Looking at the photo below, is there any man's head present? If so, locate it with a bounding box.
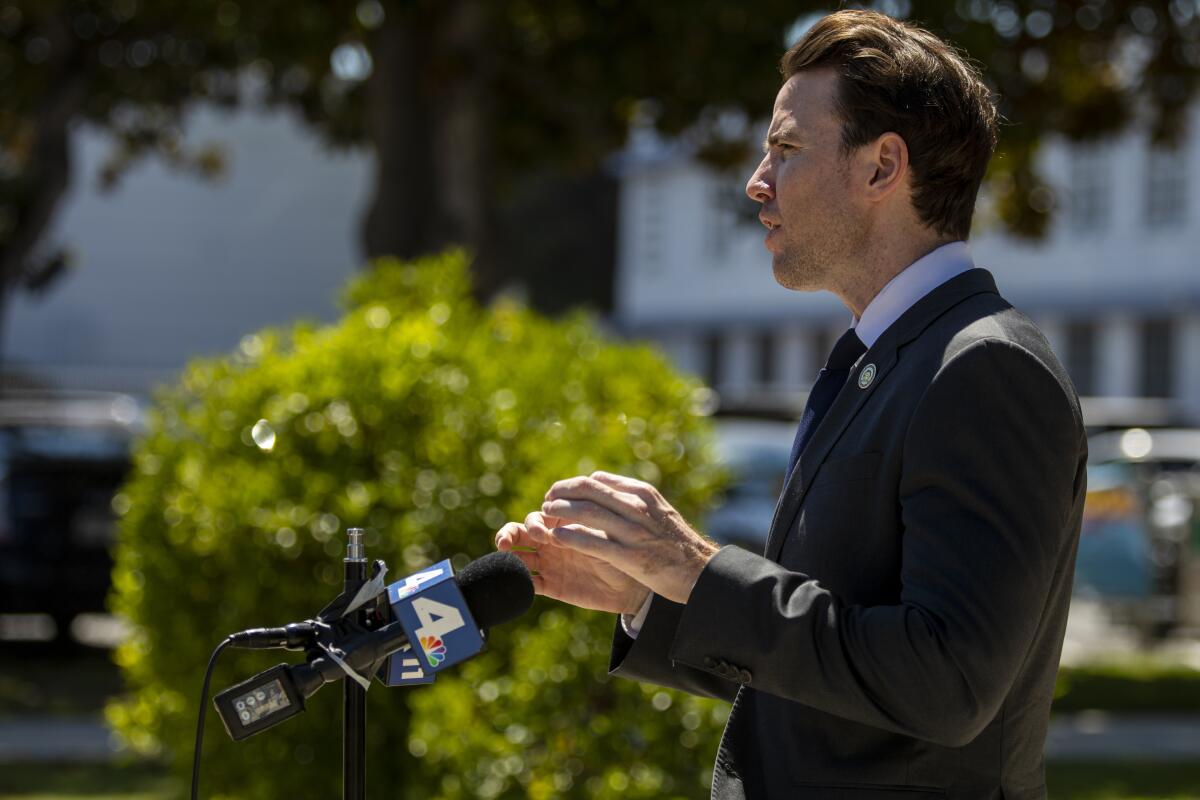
[746,10,998,298]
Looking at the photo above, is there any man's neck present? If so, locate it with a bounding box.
[834,235,954,319]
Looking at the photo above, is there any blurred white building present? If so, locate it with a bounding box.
[8,100,1198,428]
[4,106,370,395]
[612,110,1200,426]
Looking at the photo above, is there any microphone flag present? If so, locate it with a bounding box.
[380,559,484,685]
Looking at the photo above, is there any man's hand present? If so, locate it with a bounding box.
[540,471,719,604]
[495,511,651,615]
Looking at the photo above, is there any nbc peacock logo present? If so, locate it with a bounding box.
[420,635,447,666]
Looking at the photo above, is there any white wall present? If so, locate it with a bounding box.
[615,160,846,329]
[613,109,1200,422]
[6,105,372,395]
[970,116,1200,315]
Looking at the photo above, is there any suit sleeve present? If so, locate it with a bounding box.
[608,593,741,702]
[664,338,1085,746]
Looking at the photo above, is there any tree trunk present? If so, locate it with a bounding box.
[360,14,437,263]
[0,12,85,389]
[360,2,499,299]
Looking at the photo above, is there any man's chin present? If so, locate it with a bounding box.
[772,256,820,292]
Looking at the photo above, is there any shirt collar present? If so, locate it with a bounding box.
[852,241,975,349]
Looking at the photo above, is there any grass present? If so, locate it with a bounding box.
[0,761,1199,799]
[1054,661,1200,714]
[9,647,1198,719]
[4,644,1200,799]
[0,762,176,800]
[1046,761,1200,799]
[9,645,1200,719]
[0,648,123,717]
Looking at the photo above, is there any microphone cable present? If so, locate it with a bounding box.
[191,637,234,800]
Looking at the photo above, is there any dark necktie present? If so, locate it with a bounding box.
[786,328,867,478]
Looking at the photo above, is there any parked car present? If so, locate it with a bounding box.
[1084,428,1200,636]
[0,391,141,646]
[707,417,1200,638]
[706,417,793,552]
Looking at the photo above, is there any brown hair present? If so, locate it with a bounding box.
[781,10,998,240]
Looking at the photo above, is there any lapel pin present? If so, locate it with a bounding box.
[858,363,876,389]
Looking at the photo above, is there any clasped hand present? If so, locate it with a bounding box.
[494,471,718,611]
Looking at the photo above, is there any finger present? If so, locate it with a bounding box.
[546,475,641,507]
[545,476,648,525]
[524,511,559,545]
[509,549,544,585]
[547,522,615,560]
[588,471,653,496]
[540,498,638,543]
[526,510,567,529]
[494,522,523,550]
[491,532,549,588]
[533,510,567,529]
[496,522,542,550]
[589,471,664,510]
[498,523,549,553]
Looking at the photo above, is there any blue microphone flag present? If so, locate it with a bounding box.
[383,559,484,679]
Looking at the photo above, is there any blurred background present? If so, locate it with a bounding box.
[1,0,1199,798]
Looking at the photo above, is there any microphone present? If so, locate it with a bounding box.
[289,620,410,697]
[227,622,321,650]
[305,550,535,691]
[212,552,533,741]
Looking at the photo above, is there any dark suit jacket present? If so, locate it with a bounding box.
[610,269,1088,799]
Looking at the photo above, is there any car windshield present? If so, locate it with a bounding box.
[0,426,131,462]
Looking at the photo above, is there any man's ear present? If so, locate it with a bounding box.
[863,132,909,202]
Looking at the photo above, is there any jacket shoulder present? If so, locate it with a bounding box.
[889,287,1082,434]
[931,291,1074,385]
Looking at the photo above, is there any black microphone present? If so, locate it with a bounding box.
[213,552,533,741]
[293,551,535,695]
[227,622,321,650]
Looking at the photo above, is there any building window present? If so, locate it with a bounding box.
[706,182,734,259]
[1065,321,1097,396]
[1069,146,1110,232]
[704,332,723,389]
[1140,318,1174,397]
[756,331,777,387]
[706,174,760,260]
[1146,145,1187,228]
[641,180,663,272]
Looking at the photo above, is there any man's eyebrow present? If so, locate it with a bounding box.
[763,129,801,153]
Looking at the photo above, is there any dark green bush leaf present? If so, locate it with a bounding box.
[108,249,729,798]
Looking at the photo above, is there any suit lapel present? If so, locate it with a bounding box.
[763,268,1001,562]
[764,346,897,561]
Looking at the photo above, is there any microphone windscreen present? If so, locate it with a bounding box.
[457,551,535,630]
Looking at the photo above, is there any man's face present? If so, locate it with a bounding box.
[745,69,865,292]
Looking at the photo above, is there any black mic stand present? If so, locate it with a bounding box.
[343,528,367,800]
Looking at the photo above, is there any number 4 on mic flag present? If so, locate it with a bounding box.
[386,559,484,675]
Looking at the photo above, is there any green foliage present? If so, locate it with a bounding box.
[1054,661,1200,714]
[1046,761,1200,800]
[6,2,1200,308]
[107,249,729,799]
[0,761,175,798]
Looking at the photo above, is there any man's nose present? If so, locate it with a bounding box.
[745,157,773,202]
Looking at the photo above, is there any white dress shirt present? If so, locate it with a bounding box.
[621,240,976,638]
[851,240,975,348]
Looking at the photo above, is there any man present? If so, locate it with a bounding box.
[496,10,1086,799]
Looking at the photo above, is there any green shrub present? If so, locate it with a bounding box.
[1054,662,1200,714]
[108,250,729,799]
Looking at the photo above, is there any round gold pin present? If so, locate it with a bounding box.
[858,363,876,389]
